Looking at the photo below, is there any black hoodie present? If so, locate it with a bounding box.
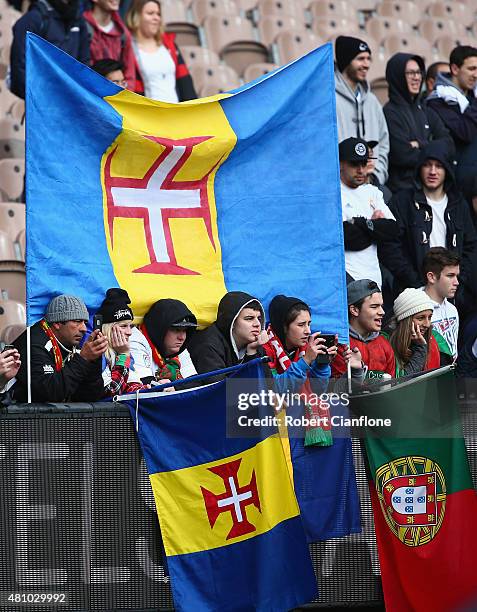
[269,295,308,351]
[142,299,197,358]
[187,291,265,381]
[380,140,477,315]
[383,53,454,193]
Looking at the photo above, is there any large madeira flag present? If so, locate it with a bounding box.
[352,367,477,612]
[25,34,347,338]
[125,360,317,611]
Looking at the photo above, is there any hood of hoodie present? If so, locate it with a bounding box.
[83,9,129,36]
[415,139,455,188]
[215,291,265,359]
[349,326,380,343]
[143,299,197,357]
[386,52,425,105]
[427,71,460,101]
[335,68,370,103]
[269,294,310,349]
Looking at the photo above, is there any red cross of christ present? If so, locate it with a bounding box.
[201,458,261,540]
[104,135,218,275]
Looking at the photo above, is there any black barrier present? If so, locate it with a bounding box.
[0,401,476,612]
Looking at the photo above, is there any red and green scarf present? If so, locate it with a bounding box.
[262,326,332,447]
[140,324,183,382]
[40,319,64,372]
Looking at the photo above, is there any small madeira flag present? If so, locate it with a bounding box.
[351,367,477,612]
[125,360,317,611]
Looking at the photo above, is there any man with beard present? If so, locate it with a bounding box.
[10,0,90,99]
[13,294,108,403]
[334,35,389,185]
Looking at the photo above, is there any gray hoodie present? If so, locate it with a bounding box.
[335,69,390,184]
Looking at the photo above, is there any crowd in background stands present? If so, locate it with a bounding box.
[2,1,477,402]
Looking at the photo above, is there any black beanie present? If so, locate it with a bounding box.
[97,288,133,323]
[335,36,372,73]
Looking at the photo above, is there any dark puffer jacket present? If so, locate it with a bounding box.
[10,0,90,99]
[383,53,453,193]
[380,140,477,314]
[187,291,265,382]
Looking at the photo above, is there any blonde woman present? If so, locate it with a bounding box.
[126,0,196,101]
[96,288,147,396]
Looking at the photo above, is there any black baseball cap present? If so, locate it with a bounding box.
[339,137,373,162]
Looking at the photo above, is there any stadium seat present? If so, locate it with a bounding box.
[312,17,361,40]
[382,34,433,64]
[0,298,26,332]
[0,118,25,159]
[255,0,305,20]
[180,45,221,67]
[274,29,322,63]
[367,53,387,82]
[243,61,278,82]
[0,8,19,48]
[418,18,467,45]
[0,81,19,118]
[202,15,269,76]
[161,0,188,22]
[190,0,240,24]
[16,227,24,261]
[371,78,388,106]
[376,1,424,26]
[427,2,475,28]
[0,202,25,248]
[258,15,303,46]
[0,322,25,344]
[235,0,258,12]
[163,0,200,46]
[365,16,412,45]
[0,45,9,80]
[189,63,240,95]
[10,99,25,122]
[0,158,24,202]
[434,34,475,60]
[309,0,350,19]
[0,229,16,262]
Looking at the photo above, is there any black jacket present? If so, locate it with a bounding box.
[383,53,454,193]
[143,298,197,358]
[426,72,477,185]
[187,291,264,382]
[10,0,90,99]
[381,141,477,311]
[12,322,104,403]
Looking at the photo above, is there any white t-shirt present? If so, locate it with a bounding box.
[431,296,459,358]
[341,182,395,285]
[99,21,115,34]
[426,194,448,248]
[138,46,179,103]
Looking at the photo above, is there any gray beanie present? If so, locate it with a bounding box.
[45,294,89,323]
[393,288,435,322]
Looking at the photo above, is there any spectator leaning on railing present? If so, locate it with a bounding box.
[12,295,107,403]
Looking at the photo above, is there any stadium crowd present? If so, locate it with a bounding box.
[1,0,477,402]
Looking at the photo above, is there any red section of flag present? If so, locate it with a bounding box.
[369,482,477,612]
[201,458,261,540]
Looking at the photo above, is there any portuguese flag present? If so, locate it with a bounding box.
[351,367,477,612]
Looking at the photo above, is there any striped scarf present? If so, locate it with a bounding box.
[140,324,183,381]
